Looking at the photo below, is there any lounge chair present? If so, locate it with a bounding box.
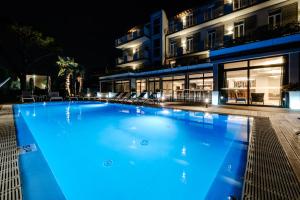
[83,92,99,101]
[143,92,161,104]
[21,91,35,103]
[122,92,137,102]
[128,92,147,104]
[109,92,127,102]
[117,92,131,102]
[115,92,129,102]
[49,92,63,101]
[108,92,122,101]
[68,96,78,101]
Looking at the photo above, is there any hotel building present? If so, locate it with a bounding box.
[99,0,300,107]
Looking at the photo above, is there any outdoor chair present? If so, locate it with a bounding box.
[68,96,79,101]
[117,92,131,102]
[143,92,160,104]
[122,92,137,102]
[49,92,63,101]
[83,92,99,101]
[108,92,122,101]
[250,93,264,105]
[21,91,35,103]
[129,92,147,104]
[110,92,127,102]
[234,92,247,104]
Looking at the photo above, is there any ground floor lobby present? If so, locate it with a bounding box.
[100,53,299,108]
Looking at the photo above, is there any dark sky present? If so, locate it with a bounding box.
[1,0,204,74]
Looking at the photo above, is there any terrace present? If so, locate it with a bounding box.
[166,22,300,61]
[115,26,150,49]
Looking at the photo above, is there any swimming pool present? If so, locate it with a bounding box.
[14,102,250,200]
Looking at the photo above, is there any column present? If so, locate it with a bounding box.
[212,63,219,105]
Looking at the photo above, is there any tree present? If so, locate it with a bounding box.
[0,21,60,90]
[74,64,85,96]
[57,56,84,96]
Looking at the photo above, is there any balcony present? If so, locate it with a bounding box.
[168,5,225,35]
[167,0,269,35]
[116,51,150,68]
[223,23,300,48]
[167,22,300,61]
[166,39,221,59]
[115,27,150,49]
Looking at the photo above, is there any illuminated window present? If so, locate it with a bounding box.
[26,75,49,90]
[233,0,248,10]
[222,56,284,106]
[268,10,281,28]
[250,56,284,67]
[115,80,130,93]
[186,13,194,27]
[186,37,194,52]
[224,61,248,69]
[136,79,146,95]
[170,42,176,57]
[234,21,245,39]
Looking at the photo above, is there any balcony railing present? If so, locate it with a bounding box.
[168,15,199,34]
[116,51,150,65]
[115,28,150,47]
[167,0,268,35]
[167,44,206,58]
[167,22,300,59]
[224,23,300,48]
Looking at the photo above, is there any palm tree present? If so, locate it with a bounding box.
[57,56,79,96]
[74,65,85,96]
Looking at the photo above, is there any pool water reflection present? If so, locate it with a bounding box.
[15,101,250,200]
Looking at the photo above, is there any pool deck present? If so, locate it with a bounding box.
[1,102,300,199]
[0,105,22,200]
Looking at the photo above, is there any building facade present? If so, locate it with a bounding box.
[100,0,300,107]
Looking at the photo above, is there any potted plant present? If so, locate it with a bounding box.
[282,83,300,109]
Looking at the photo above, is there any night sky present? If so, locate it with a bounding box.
[2,0,204,75]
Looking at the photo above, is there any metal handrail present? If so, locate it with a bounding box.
[0,77,11,88]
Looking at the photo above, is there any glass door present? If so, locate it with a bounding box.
[249,67,282,106]
[224,70,248,104]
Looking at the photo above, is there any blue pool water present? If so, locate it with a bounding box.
[14,102,250,200]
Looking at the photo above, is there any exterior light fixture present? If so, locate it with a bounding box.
[181,38,187,49]
[205,98,209,108]
[226,26,234,35]
[87,93,91,97]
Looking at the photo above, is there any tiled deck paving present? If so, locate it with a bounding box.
[0,105,22,200]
